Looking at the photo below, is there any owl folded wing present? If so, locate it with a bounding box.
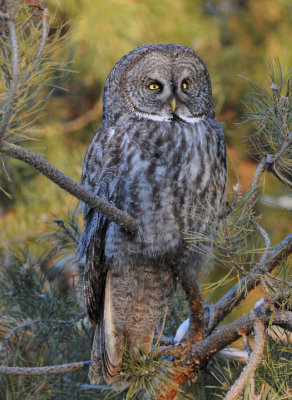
[78,125,119,325]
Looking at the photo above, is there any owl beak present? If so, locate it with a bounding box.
[170,97,177,112]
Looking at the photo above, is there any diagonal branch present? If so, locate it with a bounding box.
[224,320,266,400]
[0,143,138,234]
[210,233,292,330]
[188,309,292,367]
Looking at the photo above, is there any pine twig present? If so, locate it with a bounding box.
[248,130,292,205]
[253,219,271,271]
[210,233,292,330]
[0,143,138,234]
[0,0,19,141]
[53,218,79,245]
[154,306,168,348]
[250,159,266,199]
[3,318,40,343]
[224,320,266,400]
[20,6,50,86]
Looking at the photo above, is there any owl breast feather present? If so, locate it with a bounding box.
[102,118,226,259]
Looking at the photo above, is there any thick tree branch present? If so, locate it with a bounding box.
[0,143,138,234]
[224,320,266,400]
[156,308,291,400]
[188,309,292,367]
[210,234,292,330]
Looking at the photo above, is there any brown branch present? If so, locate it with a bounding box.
[224,320,266,400]
[156,309,291,400]
[0,143,138,234]
[210,234,292,330]
[0,361,90,376]
[182,280,204,342]
[189,309,292,366]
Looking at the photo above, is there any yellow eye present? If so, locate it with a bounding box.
[149,83,160,90]
[182,81,188,90]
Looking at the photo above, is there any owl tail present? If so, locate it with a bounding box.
[88,271,122,385]
[88,270,156,387]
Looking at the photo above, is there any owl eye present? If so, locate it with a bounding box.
[181,80,188,90]
[148,82,161,91]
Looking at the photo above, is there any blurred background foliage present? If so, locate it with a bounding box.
[0,0,291,398]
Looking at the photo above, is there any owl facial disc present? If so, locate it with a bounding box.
[121,46,214,123]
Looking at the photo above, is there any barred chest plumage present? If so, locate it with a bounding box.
[103,117,226,260]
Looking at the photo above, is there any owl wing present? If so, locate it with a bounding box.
[79,125,118,325]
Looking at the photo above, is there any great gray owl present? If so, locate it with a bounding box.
[78,44,227,385]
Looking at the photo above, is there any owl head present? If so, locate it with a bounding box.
[102,44,215,124]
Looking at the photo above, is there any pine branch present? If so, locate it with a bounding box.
[19,6,49,86]
[224,320,266,400]
[188,309,292,367]
[0,0,19,141]
[265,131,292,188]
[248,130,292,203]
[155,309,291,399]
[0,361,90,375]
[0,143,138,234]
[210,233,292,330]
[253,219,271,270]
